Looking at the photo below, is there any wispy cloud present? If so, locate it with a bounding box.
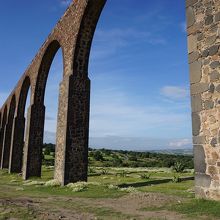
[160,86,189,100]
[91,27,166,60]
[59,0,72,7]
[45,116,55,121]
[180,21,187,33]
[169,138,192,148]
[89,86,191,138]
[44,131,192,150]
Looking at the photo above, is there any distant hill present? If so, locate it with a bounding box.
[149,149,193,156]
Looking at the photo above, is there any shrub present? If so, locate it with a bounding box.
[67,182,87,192]
[93,151,104,161]
[172,174,181,183]
[88,167,96,174]
[173,162,185,173]
[140,172,151,179]
[117,170,127,177]
[44,147,51,155]
[100,168,108,175]
[120,187,137,193]
[45,179,60,187]
[130,155,138,161]
[108,184,119,190]
[23,181,45,186]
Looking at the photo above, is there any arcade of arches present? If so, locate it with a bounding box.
[0,0,220,200]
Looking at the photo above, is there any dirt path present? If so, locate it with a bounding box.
[92,192,187,219]
[0,192,192,220]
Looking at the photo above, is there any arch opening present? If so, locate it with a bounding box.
[22,40,64,179]
[42,47,63,180]
[1,96,16,169]
[9,76,31,173]
[0,107,7,166]
[87,0,193,183]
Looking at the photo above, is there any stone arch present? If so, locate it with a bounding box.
[9,76,31,173]
[54,0,106,185]
[18,76,31,118]
[22,40,64,179]
[1,95,16,169]
[0,106,7,166]
[34,40,63,105]
[72,0,106,77]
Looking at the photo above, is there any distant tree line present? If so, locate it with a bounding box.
[42,144,194,169]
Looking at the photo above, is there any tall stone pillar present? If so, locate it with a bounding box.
[1,121,14,169]
[22,103,45,179]
[9,116,25,173]
[54,74,90,185]
[186,0,220,200]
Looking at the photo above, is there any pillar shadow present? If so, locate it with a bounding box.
[118,176,194,188]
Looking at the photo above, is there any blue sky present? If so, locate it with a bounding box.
[0,0,192,150]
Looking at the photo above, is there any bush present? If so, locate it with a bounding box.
[112,158,123,167]
[42,158,54,166]
[100,168,108,175]
[44,147,51,155]
[117,170,127,177]
[173,162,185,173]
[93,151,104,161]
[172,174,181,183]
[67,182,87,192]
[140,172,151,179]
[45,179,60,187]
[130,155,137,161]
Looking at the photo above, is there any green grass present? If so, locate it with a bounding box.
[0,166,195,199]
[139,180,194,198]
[5,166,220,220]
[0,205,35,220]
[170,199,220,218]
[142,199,220,219]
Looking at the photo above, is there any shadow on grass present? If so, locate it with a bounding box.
[118,176,194,188]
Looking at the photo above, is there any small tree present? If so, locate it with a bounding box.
[44,147,51,156]
[173,161,185,173]
[93,150,104,161]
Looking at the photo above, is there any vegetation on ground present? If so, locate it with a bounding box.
[42,143,194,169]
[1,145,219,219]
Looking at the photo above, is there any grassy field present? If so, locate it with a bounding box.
[0,165,220,220]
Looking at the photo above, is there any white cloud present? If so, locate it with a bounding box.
[44,131,56,144]
[89,86,191,138]
[45,116,55,121]
[160,86,189,100]
[91,28,166,60]
[43,131,192,150]
[90,136,192,150]
[60,0,72,7]
[43,82,192,150]
[180,22,187,33]
[169,138,192,148]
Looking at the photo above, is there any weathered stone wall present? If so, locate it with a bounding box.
[187,0,220,200]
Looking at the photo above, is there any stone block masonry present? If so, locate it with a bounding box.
[187,0,220,200]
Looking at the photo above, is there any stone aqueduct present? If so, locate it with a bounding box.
[0,0,220,200]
